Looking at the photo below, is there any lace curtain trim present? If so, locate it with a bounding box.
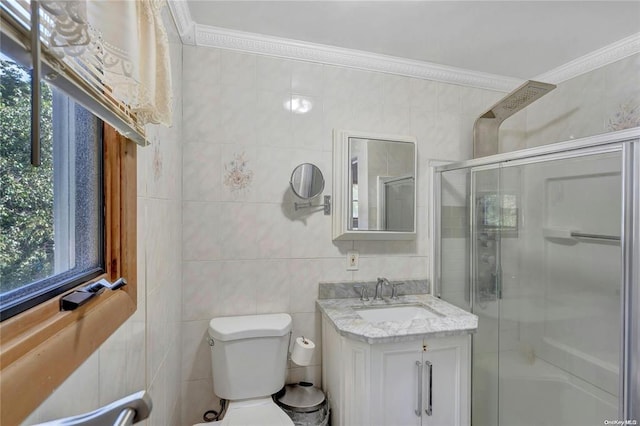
[41,0,172,127]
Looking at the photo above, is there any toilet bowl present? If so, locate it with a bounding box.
[220,398,294,425]
[194,313,294,426]
[193,397,292,426]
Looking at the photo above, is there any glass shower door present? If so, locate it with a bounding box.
[438,146,626,426]
[439,165,502,426]
[496,150,622,426]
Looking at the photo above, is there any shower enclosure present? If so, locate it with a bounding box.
[433,129,639,425]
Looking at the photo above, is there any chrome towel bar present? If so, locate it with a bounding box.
[34,390,151,426]
[543,228,621,242]
[570,232,621,241]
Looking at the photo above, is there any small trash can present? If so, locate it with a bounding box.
[275,382,329,426]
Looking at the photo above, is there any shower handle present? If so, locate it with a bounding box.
[415,360,423,417]
[496,265,503,300]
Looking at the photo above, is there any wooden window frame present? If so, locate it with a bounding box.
[0,125,137,425]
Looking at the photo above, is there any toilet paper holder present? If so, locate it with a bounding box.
[290,334,316,367]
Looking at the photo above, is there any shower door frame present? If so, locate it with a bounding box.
[431,127,640,421]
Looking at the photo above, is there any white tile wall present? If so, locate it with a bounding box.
[141,37,184,425]
[21,353,101,424]
[179,44,502,425]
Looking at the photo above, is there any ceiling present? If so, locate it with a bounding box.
[184,1,640,79]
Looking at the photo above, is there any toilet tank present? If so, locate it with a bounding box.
[209,313,292,400]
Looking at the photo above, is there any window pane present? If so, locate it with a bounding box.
[0,55,103,319]
[1,58,54,288]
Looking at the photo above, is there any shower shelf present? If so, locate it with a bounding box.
[543,228,620,243]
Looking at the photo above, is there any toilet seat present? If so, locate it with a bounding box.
[220,397,294,426]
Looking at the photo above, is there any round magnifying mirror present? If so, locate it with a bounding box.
[290,163,325,199]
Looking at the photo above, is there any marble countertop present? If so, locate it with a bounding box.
[316,294,478,344]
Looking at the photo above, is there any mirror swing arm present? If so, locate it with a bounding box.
[294,195,332,215]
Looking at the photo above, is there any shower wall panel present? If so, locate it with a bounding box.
[522,154,621,393]
[439,169,471,311]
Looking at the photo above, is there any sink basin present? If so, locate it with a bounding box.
[355,304,442,323]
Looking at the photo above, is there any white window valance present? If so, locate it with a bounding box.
[42,0,172,127]
[1,0,173,144]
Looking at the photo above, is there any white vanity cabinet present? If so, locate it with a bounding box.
[322,317,470,426]
[371,336,469,426]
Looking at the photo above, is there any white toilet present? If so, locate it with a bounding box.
[195,313,295,426]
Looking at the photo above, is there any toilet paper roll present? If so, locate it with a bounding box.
[291,336,315,366]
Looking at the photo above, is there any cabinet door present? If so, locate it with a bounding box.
[371,342,422,426]
[423,338,465,426]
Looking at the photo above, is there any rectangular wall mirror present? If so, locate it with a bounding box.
[333,129,417,240]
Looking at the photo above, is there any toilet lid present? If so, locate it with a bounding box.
[221,399,294,426]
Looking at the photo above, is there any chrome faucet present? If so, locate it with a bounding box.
[354,285,369,301]
[375,277,390,300]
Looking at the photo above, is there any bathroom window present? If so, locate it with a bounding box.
[476,192,519,235]
[0,57,138,425]
[0,56,104,320]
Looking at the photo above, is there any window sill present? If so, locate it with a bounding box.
[0,283,135,425]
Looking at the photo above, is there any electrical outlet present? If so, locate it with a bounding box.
[347,250,359,270]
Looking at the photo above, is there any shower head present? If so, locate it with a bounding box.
[481,80,556,121]
[473,80,556,158]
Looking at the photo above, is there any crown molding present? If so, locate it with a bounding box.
[535,32,640,84]
[167,5,639,91]
[166,0,195,45]
[194,24,522,92]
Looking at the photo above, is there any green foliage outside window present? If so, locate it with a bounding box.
[0,59,55,293]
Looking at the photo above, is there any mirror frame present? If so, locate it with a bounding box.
[332,129,417,240]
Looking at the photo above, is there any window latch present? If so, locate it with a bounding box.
[60,278,127,311]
